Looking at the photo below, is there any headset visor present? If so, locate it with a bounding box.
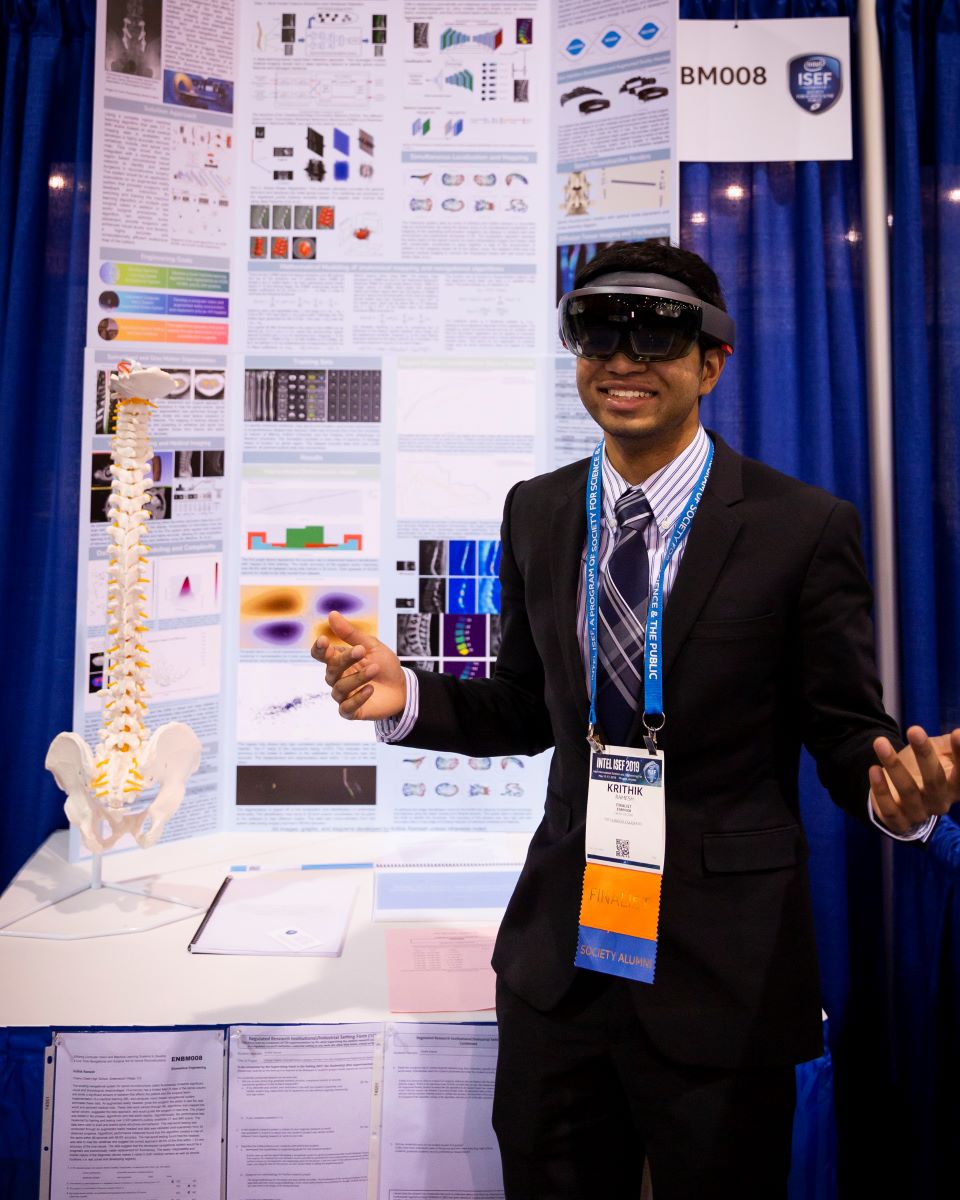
[558,287,732,362]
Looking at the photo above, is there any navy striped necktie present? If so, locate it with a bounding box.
[596,487,653,745]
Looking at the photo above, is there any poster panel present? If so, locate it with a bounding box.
[75,0,678,849]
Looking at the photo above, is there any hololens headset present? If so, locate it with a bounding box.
[558,271,736,363]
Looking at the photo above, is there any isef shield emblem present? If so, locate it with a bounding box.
[788,55,842,114]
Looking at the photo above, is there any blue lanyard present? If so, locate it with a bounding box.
[585,437,714,748]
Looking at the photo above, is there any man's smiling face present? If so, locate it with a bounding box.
[575,341,724,462]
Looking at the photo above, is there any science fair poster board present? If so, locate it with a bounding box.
[73,0,678,858]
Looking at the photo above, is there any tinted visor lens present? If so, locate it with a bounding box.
[559,292,703,361]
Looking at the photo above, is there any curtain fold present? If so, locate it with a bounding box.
[0,0,95,891]
[685,5,960,1189]
[0,1027,49,1200]
[876,1,960,1195]
[680,3,895,1196]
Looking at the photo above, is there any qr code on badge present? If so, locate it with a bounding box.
[616,838,630,859]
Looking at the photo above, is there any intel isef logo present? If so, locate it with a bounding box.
[788,54,842,114]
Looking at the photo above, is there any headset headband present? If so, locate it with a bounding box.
[571,270,736,351]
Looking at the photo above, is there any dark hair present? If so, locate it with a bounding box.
[574,240,727,312]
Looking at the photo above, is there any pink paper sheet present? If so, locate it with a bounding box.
[386,927,498,1013]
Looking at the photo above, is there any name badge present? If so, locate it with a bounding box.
[585,744,665,872]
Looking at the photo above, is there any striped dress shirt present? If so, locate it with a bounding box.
[576,423,711,692]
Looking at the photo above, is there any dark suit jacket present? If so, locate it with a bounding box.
[401,433,901,1069]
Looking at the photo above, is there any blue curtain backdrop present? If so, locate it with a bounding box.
[877,1,960,1196]
[0,0,95,892]
[0,1,958,1197]
[680,0,892,1192]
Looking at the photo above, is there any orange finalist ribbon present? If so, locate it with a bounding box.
[576,863,662,982]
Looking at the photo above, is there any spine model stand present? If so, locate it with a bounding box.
[47,361,201,855]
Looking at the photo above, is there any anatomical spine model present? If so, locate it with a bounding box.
[47,361,201,854]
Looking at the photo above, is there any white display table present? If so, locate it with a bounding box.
[0,831,834,1199]
[0,829,531,1027]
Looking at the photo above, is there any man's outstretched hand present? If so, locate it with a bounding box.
[311,610,406,721]
[869,726,960,834]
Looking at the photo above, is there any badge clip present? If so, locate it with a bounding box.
[642,712,664,754]
[586,723,605,754]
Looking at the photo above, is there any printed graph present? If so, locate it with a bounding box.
[242,472,379,556]
[397,362,536,436]
[397,454,533,523]
[246,524,364,552]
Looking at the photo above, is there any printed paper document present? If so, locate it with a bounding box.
[50,1028,225,1200]
[379,1023,504,1198]
[386,928,497,1013]
[227,1024,379,1199]
[189,869,358,956]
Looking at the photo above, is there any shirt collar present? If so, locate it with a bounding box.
[601,424,711,535]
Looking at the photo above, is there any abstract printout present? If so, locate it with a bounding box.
[74,0,676,853]
[49,1029,225,1199]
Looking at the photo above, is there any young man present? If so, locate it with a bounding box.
[314,242,960,1198]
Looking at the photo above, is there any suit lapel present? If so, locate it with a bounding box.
[550,467,590,713]
[628,433,744,742]
[660,434,744,679]
[659,495,742,678]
